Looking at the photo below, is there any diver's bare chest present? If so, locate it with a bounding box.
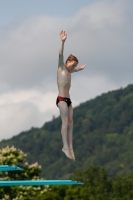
[57,69,71,81]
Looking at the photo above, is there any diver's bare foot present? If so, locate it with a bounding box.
[62,148,73,160]
[69,148,75,161]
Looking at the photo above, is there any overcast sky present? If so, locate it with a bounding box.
[0,0,133,141]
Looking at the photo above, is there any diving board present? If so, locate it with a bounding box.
[0,165,23,171]
[0,180,83,186]
[0,165,84,186]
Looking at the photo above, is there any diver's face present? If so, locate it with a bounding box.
[66,61,77,72]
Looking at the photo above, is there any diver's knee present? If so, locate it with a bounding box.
[68,120,73,127]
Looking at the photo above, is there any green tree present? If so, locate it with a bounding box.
[0,146,47,200]
[39,166,112,200]
[111,175,133,200]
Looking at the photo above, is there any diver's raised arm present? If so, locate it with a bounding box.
[58,30,67,67]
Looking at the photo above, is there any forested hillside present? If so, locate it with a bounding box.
[0,84,133,179]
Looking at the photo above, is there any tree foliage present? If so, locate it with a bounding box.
[38,166,133,200]
[1,147,133,199]
[0,146,46,200]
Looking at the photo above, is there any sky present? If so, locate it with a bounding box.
[0,0,133,141]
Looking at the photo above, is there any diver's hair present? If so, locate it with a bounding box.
[65,54,78,64]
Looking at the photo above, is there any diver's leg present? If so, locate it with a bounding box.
[58,101,73,160]
[68,104,75,161]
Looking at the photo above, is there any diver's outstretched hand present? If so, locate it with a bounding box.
[60,30,67,42]
[80,64,86,70]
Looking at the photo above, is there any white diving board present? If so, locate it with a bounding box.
[0,165,23,171]
[0,180,84,186]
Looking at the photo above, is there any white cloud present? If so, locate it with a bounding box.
[71,74,122,104]
[0,0,132,140]
[0,89,59,140]
[0,0,132,90]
